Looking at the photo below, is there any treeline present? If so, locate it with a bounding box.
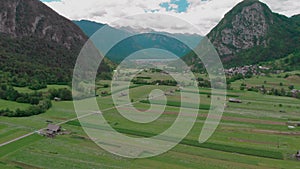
[227,72,253,84]
[240,83,300,99]
[0,85,43,104]
[0,34,76,85]
[0,71,69,89]
[0,99,52,117]
[0,84,51,117]
[197,77,211,88]
[0,33,113,87]
[48,88,72,101]
[0,84,72,117]
[28,82,47,90]
[132,79,177,86]
[267,51,300,71]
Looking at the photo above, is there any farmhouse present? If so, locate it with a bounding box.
[46,124,61,137]
[229,98,242,103]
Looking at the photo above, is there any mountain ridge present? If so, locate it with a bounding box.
[74,20,203,63]
[204,0,300,67]
[0,0,112,85]
[0,0,86,49]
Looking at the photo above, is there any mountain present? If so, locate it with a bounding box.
[73,20,106,37]
[291,14,300,26]
[185,0,300,69]
[0,0,112,86]
[74,20,202,63]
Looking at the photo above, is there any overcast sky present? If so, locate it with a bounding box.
[42,0,300,35]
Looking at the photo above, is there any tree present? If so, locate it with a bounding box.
[296,92,300,99]
[29,81,47,90]
[58,88,72,101]
[288,85,294,90]
[6,86,19,101]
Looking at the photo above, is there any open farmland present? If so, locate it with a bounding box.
[0,73,300,169]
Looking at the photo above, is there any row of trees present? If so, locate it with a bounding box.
[132,79,178,86]
[0,85,43,104]
[0,99,52,117]
[240,83,300,99]
[0,84,73,117]
[198,79,211,88]
[48,88,72,101]
[0,84,52,117]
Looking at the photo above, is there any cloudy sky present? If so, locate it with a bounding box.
[41,0,300,35]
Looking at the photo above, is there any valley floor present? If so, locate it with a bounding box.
[0,82,300,169]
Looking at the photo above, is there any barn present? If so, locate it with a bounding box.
[46,124,61,137]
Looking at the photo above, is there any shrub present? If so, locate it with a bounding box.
[49,88,72,101]
[29,82,47,90]
[288,85,294,90]
[4,99,52,117]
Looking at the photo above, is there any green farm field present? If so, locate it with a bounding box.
[13,85,70,93]
[231,73,300,90]
[0,77,300,169]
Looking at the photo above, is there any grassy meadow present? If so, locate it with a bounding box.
[0,71,300,169]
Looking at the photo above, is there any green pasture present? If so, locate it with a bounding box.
[0,99,30,111]
[0,72,300,168]
[14,85,70,93]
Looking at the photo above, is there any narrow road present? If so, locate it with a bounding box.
[0,132,35,147]
[0,88,175,147]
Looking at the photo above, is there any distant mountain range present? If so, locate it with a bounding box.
[0,0,299,86]
[75,0,300,71]
[74,20,203,63]
[0,0,112,85]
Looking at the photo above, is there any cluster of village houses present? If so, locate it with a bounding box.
[224,65,286,76]
[224,65,272,76]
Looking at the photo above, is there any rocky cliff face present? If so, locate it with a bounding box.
[204,0,300,67]
[211,3,269,56]
[208,0,273,61]
[0,0,86,49]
